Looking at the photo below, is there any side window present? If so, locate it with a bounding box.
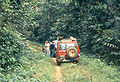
[59,43,65,50]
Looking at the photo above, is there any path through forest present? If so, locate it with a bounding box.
[52,58,63,82]
[27,42,39,52]
[27,42,63,82]
[27,42,96,82]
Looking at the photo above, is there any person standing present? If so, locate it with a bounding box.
[50,41,55,58]
[45,41,50,55]
[48,41,51,55]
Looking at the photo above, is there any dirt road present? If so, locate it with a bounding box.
[27,42,95,82]
[52,58,63,82]
[27,42,41,52]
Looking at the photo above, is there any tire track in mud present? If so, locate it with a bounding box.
[52,58,63,82]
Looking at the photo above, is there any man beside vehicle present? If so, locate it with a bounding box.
[50,41,55,58]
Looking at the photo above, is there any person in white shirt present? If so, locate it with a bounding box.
[45,41,50,55]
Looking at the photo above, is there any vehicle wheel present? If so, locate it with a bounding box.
[53,53,56,58]
[67,47,78,58]
[56,59,61,66]
[73,60,79,64]
[76,60,79,63]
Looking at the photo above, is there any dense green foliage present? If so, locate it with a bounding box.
[0,0,120,81]
[0,29,25,70]
[0,0,55,81]
[26,0,120,65]
[0,31,55,81]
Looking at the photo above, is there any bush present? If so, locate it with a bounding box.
[79,53,120,82]
[0,28,25,70]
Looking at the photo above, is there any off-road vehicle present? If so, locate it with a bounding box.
[56,37,80,65]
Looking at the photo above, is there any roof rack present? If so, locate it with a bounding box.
[58,36,76,41]
[70,36,76,41]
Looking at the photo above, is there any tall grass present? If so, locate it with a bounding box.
[61,63,90,82]
[61,53,120,82]
[80,53,120,82]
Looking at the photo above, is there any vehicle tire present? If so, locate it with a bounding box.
[76,60,79,63]
[53,51,56,58]
[56,59,61,66]
[73,60,78,64]
[67,47,78,58]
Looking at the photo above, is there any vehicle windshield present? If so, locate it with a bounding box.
[66,43,76,49]
[59,43,76,50]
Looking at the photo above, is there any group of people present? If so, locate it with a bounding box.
[45,41,55,58]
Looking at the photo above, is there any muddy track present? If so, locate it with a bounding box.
[52,58,63,82]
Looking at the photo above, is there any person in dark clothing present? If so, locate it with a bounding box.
[50,42,55,58]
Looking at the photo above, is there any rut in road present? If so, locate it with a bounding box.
[52,58,63,82]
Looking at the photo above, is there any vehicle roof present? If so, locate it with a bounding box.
[58,39,77,43]
[53,37,77,43]
[53,40,58,43]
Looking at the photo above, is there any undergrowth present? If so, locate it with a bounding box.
[0,40,55,82]
[61,52,120,82]
[61,63,90,82]
[80,53,120,82]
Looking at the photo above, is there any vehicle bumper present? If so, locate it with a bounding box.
[57,58,79,63]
